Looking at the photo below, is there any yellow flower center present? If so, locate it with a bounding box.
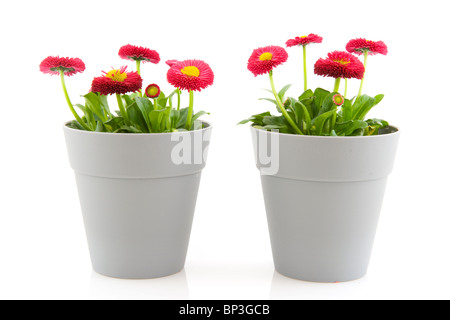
[259,52,273,61]
[300,35,308,38]
[105,69,128,82]
[333,59,351,65]
[181,66,200,77]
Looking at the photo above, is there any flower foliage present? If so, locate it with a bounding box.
[40,45,214,133]
[241,35,390,136]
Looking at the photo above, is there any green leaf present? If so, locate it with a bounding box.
[84,92,107,122]
[319,92,339,115]
[278,84,292,101]
[175,107,190,129]
[295,101,312,133]
[114,125,143,133]
[366,118,389,128]
[95,121,105,132]
[298,89,314,103]
[263,115,288,127]
[334,120,368,136]
[311,109,336,136]
[258,98,278,105]
[135,97,153,132]
[103,116,125,132]
[122,94,135,108]
[76,103,95,128]
[341,98,353,121]
[238,111,272,126]
[352,94,384,121]
[192,110,209,123]
[67,120,86,131]
[312,88,330,112]
[155,91,168,109]
[284,98,297,118]
[365,118,389,135]
[98,94,112,118]
[149,109,166,133]
[127,102,148,133]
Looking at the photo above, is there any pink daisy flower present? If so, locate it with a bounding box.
[91,66,143,95]
[118,44,161,64]
[247,45,288,76]
[332,94,344,106]
[167,59,214,92]
[145,83,161,98]
[346,38,388,56]
[314,51,365,79]
[39,56,85,76]
[286,34,323,47]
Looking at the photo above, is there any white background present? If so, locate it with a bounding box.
[1,0,449,300]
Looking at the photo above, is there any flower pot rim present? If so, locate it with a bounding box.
[251,124,399,140]
[63,120,212,137]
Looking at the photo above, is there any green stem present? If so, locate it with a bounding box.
[177,88,181,111]
[59,70,91,131]
[357,50,369,98]
[269,71,303,135]
[185,90,194,130]
[136,60,142,97]
[331,108,337,132]
[333,77,341,93]
[116,93,128,122]
[344,78,348,98]
[302,45,307,92]
[166,104,172,132]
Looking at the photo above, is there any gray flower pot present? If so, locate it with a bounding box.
[251,126,400,282]
[63,122,212,279]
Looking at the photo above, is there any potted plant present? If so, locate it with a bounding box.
[240,35,400,282]
[40,44,214,279]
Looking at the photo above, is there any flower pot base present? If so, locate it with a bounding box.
[92,265,185,280]
[262,175,387,283]
[75,172,201,280]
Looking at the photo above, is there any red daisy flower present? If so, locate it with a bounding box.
[345,38,388,56]
[39,56,85,77]
[247,45,288,76]
[145,83,161,98]
[167,59,214,92]
[165,60,178,67]
[91,66,143,95]
[314,51,365,79]
[118,44,161,64]
[286,34,323,47]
